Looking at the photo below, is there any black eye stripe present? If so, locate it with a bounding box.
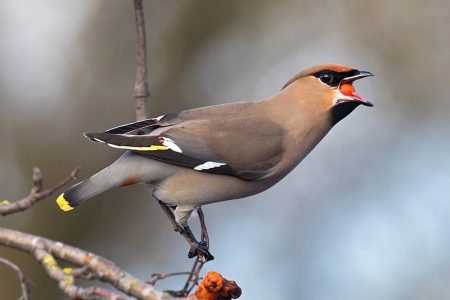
[313,69,359,87]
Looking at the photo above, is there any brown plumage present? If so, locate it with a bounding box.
[58,64,373,262]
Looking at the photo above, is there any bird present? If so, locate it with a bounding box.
[57,64,373,262]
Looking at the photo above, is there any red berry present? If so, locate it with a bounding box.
[339,83,355,96]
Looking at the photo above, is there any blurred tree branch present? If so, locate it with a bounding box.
[0,167,180,299]
[133,0,150,121]
[0,227,169,300]
[0,1,195,299]
[131,0,204,296]
[0,256,32,300]
[0,167,79,216]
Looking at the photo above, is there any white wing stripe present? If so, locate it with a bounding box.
[162,137,182,153]
[194,161,226,171]
[107,144,158,151]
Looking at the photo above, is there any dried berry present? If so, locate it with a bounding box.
[203,271,224,292]
[195,282,217,300]
[219,280,242,299]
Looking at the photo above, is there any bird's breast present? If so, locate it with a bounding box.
[272,121,332,179]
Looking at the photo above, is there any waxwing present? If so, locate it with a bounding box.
[57,64,373,262]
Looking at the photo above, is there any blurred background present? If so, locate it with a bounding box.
[1,0,450,299]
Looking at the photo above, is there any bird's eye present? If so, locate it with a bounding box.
[319,73,333,84]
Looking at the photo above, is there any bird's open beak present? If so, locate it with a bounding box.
[336,70,374,107]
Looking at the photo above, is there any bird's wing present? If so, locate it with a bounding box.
[102,113,180,134]
[85,108,285,181]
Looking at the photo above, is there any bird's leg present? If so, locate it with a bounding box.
[158,201,182,232]
[196,207,209,248]
[158,201,214,262]
[174,205,214,262]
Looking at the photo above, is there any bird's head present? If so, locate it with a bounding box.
[283,64,373,123]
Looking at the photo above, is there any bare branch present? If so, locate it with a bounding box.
[147,271,193,286]
[0,2,204,299]
[149,258,203,298]
[33,248,126,300]
[182,258,203,295]
[0,256,32,300]
[0,167,80,216]
[0,227,179,300]
[31,167,43,194]
[133,0,150,121]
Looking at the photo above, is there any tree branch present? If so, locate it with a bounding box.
[0,227,178,300]
[0,2,202,299]
[133,0,150,121]
[0,167,176,299]
[0,256,32,300]
[132,2,203,296]
[0,167,80,216]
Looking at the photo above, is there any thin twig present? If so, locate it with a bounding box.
[132,2,203,294]
[133,0,150,121]
[181,258,204,296]
[0,167,80,216]
[147,271,194,286]
[31,167,43,194]
[0,257,32,300]
[147,259,204,297]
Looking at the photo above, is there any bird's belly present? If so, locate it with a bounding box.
[152,170,273,206]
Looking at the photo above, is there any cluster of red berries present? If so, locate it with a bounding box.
[188,271,242,300]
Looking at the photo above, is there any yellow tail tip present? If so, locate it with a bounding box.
[56,193,74,212]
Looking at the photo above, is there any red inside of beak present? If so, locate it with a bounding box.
[339,83,364,101]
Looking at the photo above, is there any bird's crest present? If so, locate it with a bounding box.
[282,64,354,90]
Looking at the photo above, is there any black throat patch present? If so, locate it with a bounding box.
[330,102,360,124]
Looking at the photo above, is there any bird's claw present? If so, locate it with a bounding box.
[188,241,214,262]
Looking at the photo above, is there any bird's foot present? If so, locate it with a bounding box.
[188,241,214,262]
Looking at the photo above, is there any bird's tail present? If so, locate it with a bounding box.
[56,151,173,211]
